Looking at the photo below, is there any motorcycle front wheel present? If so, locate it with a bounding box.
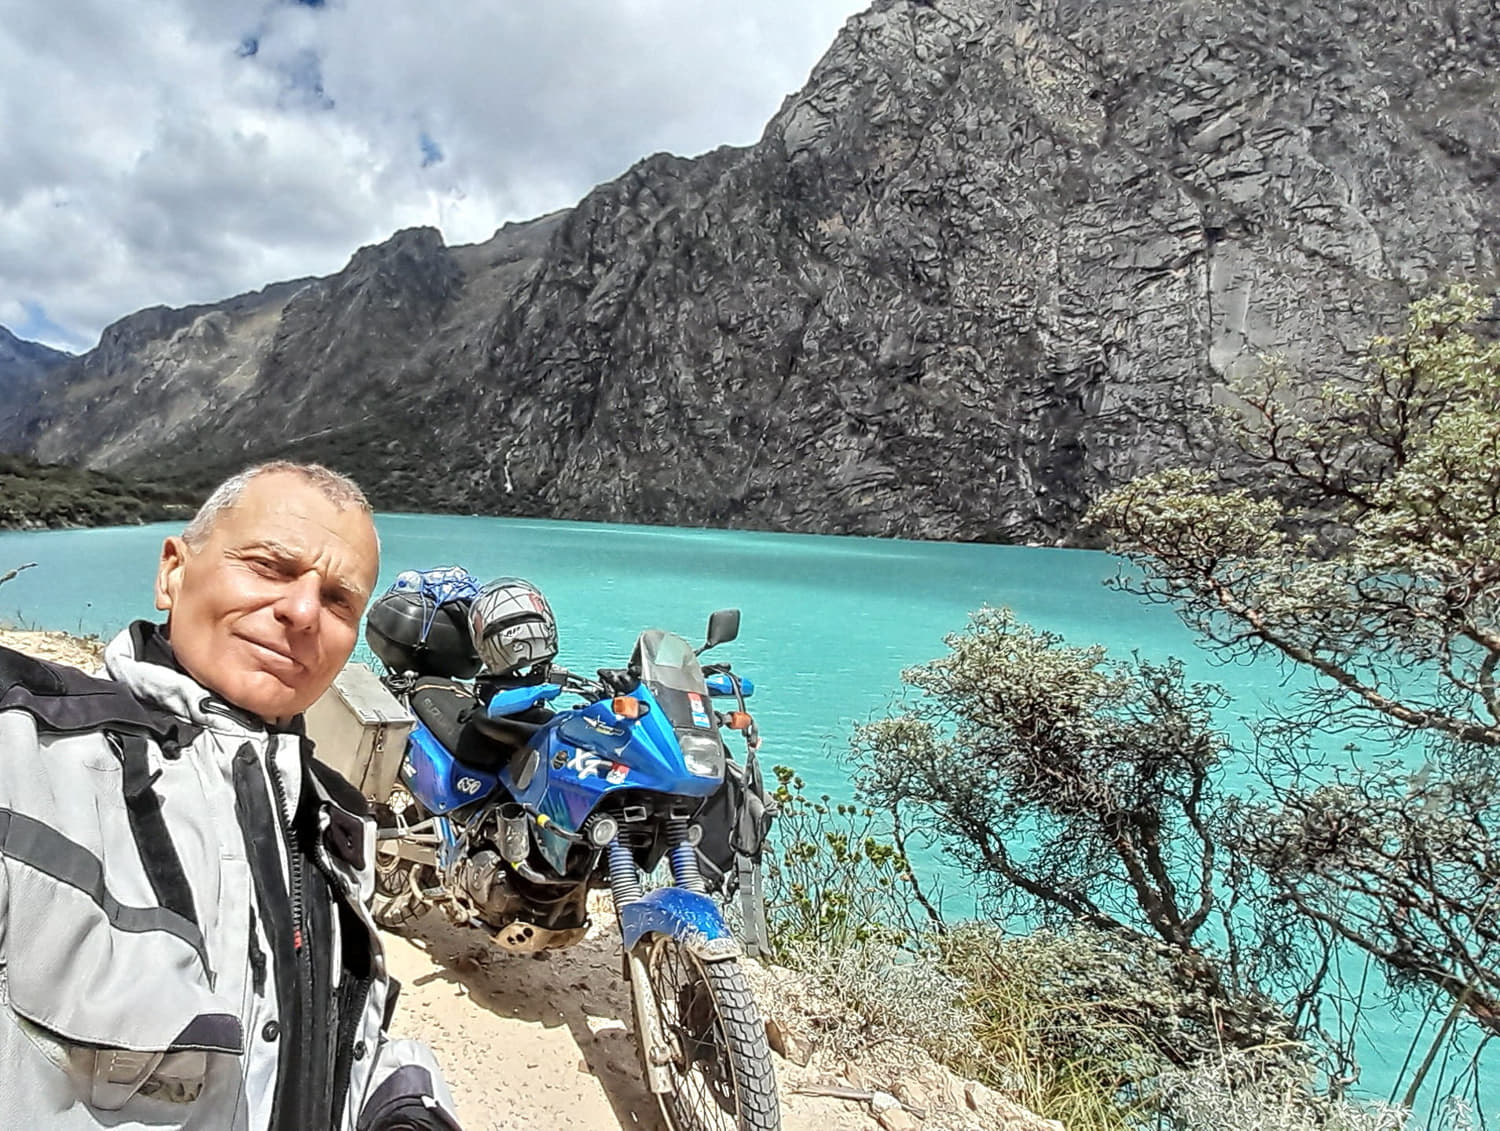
[637,935,781,1131]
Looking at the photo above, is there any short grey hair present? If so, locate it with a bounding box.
[182,461,374,548]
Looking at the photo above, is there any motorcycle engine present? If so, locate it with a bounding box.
[456,849,522,923]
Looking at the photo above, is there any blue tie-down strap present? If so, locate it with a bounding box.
[619,888,742,960]
[389,567,481,640]
[390,567,480,608]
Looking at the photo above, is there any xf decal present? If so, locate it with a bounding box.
[568,750,610,779]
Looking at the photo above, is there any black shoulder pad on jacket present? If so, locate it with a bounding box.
[0,644,183,743]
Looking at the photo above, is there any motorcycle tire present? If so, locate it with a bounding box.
[371,861,425,931]
[635,935,781,1131]
[373,795,427,931]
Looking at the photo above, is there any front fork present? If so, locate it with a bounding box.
[611,821,723,1094]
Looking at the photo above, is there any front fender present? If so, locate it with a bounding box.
[619,888,741,961]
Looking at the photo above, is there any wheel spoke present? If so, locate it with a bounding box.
[647,938,741,1131]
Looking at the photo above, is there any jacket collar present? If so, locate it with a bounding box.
[105,621,277,735]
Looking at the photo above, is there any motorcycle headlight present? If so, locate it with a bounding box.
[679,732,725,779]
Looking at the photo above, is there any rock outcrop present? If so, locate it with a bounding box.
[9,0,1500,542]
[0,326,71,434]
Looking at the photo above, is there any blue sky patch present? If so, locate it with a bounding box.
[11,302,86,353]
[419,133,445,168]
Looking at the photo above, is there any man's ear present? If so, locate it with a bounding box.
[155,536,189,612]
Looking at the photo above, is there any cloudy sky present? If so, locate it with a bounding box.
[0,0,867,353]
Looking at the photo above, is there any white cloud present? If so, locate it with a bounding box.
[0,0,866,351]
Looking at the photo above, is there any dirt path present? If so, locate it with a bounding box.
[383,914,667,1131]
[382,911,874,1131]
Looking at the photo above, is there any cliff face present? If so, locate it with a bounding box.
[11,0,1500,542]
[0,327,71,435]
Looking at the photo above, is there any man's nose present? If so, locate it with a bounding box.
[275,573,322,630]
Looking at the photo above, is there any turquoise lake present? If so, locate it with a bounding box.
[0,515,1490,1124]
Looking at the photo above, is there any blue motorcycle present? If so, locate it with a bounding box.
[369,598,780,1131]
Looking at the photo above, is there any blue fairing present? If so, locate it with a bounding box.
[487,683,562,716]
[619,887,735,953]
[499,682,725,873]
[404,723,500,814]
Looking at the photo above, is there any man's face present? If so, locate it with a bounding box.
[155,472,380,721]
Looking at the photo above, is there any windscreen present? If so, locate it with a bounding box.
[632,628,724,779]
[634,629,712,714]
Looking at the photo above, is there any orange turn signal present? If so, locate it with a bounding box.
[726,711,754,732]
[612,696,646,719]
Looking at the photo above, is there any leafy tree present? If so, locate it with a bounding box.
[1088,285,1500,1040]
[852,607,1303,1064]
[845,287,1500,1120]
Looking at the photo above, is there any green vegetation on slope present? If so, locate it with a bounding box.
[0,453,200,530]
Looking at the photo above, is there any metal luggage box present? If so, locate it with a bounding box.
[304,663,413,803]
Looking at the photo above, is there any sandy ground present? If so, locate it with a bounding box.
[383,907,877,1131]
[383,910,668,1131]
[0,627,105,668]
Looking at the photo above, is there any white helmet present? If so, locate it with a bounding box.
[469,577,558,676]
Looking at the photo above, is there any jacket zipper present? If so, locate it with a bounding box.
[257,733,376,1124]
[305,812,375,1123]
[264,749,306,955]
[264,742,319,1110]
[330,968,374,1121]
[218,713,307,958]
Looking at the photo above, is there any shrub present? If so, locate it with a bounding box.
[765,764,926,959]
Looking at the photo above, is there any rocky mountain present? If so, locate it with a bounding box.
[0,326,71,432]
[8,0,1499,542]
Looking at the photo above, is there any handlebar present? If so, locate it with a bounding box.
[547,665,604,699]
[595,667,635,694]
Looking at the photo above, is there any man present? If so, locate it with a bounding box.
[0,461,461,1130]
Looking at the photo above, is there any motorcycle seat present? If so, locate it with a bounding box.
[409,677,479,755]
[470,709,543,746]
[409,677,550,775]
[463,706,554,774]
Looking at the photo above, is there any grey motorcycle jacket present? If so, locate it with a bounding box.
[0,623,461,1130]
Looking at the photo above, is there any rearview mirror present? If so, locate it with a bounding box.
[703,608,741,651]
